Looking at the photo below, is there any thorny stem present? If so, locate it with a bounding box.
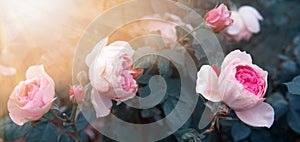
[178,22,208,43]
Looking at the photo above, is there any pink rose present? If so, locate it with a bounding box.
[224,6,263,42]
[69,85,85,103]
[205,4,233,33]
[86,37,141,118]
[196,50,274,128]
[141,13,194,48]
[7,65,56,126]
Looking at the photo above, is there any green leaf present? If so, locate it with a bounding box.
[231,122,251,142]
[163,98,177,115]
[0,116,31,140]
[26,123,58,142]
[285,75,300,95]
[287,93,300,134]
[75,112,89,131]
[250,129,273,142]
[266,93,289,118]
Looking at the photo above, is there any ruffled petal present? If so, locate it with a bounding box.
[85,37,108,67]
[239,6,263,33]
[221,50,252,70]
[91,89,112,118]
[226,11,244,35]
[196,65,221,102]
[235,102,274,128]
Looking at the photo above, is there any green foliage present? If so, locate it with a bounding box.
[285,75,300,95]
[26,122,58,142]
[231,122,251,142]
[0,116,31,141]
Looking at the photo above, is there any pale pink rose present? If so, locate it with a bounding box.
[7,65,56,126]
[224,6,263,42]
[141,13,194,49]
[205,4,233,33]
[196,50,274,128]
[86,37,141,118]
[69,85,85,103]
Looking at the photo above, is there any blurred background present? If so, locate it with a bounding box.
[0,0,300,141]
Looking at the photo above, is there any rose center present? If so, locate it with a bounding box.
[235,65,265,96]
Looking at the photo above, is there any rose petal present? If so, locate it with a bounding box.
[239,6,263,33]
[235,102,274,128]
[226,11,244,35]
[221,50,252,70]
[85,37,109,66]
[91,89,112,118]
[196,65,221,102]
[25,65,54,87]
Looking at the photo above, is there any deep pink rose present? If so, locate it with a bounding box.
[196,50,274,128]
[7,65,56,126]
[86,37,142,118]
[205,4,233,33]
[70,85,85,103]
[224,6,263,42]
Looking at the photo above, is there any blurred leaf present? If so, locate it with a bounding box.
[288,93,300,110]
[58,134,73,142]
[137,74,152,84]
[157,57,172,78]
[163,98,177,115]
[75,112,89,131]
[287,93,300,134]
[266,93,289,118]
[0,116,31,141]
[160,49,185,66]
[138,86,151,98]
[26,123,58,142]
[295,44,300,65]
[231,122,251,142]
[285,75,300,95]
[282,61,298,74]
[287,107,300,134]
[250,129,273,142]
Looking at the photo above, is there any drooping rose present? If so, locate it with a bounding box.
[86,37,142,118]
[224,6,263,42]
[205,4,234,33]
[70,85,85,103]
[7,65,56,126]
[196,50,274,128]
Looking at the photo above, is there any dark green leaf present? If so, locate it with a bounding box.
[287,108,300,134]
[26,123,58,142]
[285,75,300,95]
[288,93,300,110]
[75,112,89,131]
[58,134,73,142]
[163,98,177,115]
[266,93,289,118]
[0,116,31,140]
[250,129,273,142]
[231,122,251,142]
[137,74,152,84]
[138,86,151,98]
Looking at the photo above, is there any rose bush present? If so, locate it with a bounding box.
[7,65,56,126]
[86,37,142,118]
[224,6,263,42]
[205,4,233,33]
[196,50,274,128]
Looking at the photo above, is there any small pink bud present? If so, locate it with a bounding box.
[205,4,233,33]
[70,85,85,103]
